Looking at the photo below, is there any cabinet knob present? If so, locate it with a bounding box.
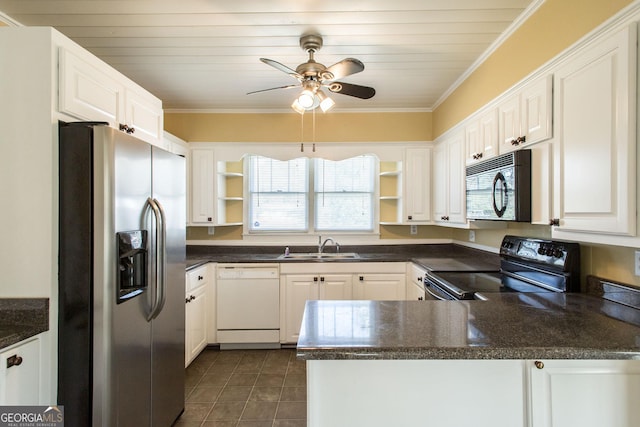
[418,277,422,282]
[534,360,544,370]
[198,275,204,280]
[408,215,413,220]
[549,218,560,226]
[185,297,190,304]
[118,123,136,134]
[207,217,212,222]
[313,277,318,282]
[6,354,23,368]
[320,277,325,282]
[418,297,423,301]
[359,276,364,281]
[190,295,196,301]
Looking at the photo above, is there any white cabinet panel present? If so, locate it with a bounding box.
[434,132,466,225]
[185,264,210,366]
[403,147,431,222]
[529,360,640,427]
[353,274,405,300]
[499,74,553,154]
[477,109,498,162]
[0,336,41,405]
[552,25,636,235]
[59,48,124,126]
[125,88,164,148]
[190,149,215,224]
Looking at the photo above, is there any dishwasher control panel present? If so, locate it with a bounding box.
[216,263,280,280]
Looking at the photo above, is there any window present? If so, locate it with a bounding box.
[248,154,376,233]
[315,156,375,231]
[248,156,308,231]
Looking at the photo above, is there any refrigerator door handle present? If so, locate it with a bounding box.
[145,197,167,321]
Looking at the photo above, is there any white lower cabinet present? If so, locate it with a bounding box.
[280,262,405,343]
[406,263,427,300]
[185,264,210,366]
[282,273,352,343]
[307,359,526,427]
[0,333,46,405]
[528,359,640,427]
[353,274,406,300]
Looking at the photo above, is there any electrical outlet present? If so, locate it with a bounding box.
[635,250,640,276]
[469,230,476,242]
[208,226,215,235]
[410,225,417,235]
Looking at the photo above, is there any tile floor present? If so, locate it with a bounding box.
[175,348,307,427]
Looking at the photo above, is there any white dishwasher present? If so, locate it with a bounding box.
[216,263,280,349]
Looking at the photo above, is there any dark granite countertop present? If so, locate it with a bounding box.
[296,292,640,360]
[0,299,49,350]
[186,243,500,270]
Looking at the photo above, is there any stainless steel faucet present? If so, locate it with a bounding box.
[318,236,340,254]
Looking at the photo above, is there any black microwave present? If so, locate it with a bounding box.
[465,150,531,221]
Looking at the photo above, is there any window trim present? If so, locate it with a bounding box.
[244,154,380,236]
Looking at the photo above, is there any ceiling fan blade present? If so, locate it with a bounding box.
[260,58,302,79]
[328,82,376,99]
[246,84,300,95]
[323,58,365,80]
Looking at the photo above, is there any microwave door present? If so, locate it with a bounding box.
[493,172,508,217]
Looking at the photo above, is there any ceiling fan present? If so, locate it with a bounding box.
[247,34,376,113]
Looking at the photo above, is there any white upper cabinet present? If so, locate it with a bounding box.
[551,24,636,236]
[190,149,215,224]
[58,48,124,127]
[58,45,164,147]
[403,147,432,222]
[498,74,553,154]
[433,131,466,225]
[465,108,498,165]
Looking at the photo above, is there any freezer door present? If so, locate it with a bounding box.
[150,147,186,426]
[77,126,154,426]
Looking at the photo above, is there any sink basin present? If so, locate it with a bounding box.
[278,252,360,260]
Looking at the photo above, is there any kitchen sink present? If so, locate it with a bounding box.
[278,252,360,260]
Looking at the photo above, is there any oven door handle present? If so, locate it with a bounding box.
[492,172,508,218]
[425,284,449,300]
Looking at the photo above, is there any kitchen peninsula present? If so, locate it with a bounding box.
[297,291,640,427]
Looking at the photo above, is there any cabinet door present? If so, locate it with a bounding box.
[432,142,448,222]
[498,94,521,154]
[465,119,482,164]
[354,274,406,300]
[190,149,215,224]
[530,141,553,225]
[185,285,207,366]
[447,133,466,224]
[283,275,319,343]
[319,274,353,300]
[478,109,498,160]
[521,74,552,145]
[529,360,640,427]
[59,47,124,126]
[125,88,164,148]
[403,147,431,222]
[553,25,636,235]
[0,337,40,405]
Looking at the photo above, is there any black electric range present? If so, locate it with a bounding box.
[421,236,581,301]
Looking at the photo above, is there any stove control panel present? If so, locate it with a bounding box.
[500,235,580,268]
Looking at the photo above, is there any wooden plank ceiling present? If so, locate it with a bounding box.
[0,0,536,111]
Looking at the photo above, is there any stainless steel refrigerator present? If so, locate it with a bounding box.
[57,122,186,427]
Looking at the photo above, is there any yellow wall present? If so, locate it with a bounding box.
[433,0,633,137]
[174,0,640,287]
[165,112,432,143]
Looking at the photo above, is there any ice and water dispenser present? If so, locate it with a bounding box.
[116,230,148,303]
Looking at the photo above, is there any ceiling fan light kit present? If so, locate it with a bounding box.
[248,34,375,114]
